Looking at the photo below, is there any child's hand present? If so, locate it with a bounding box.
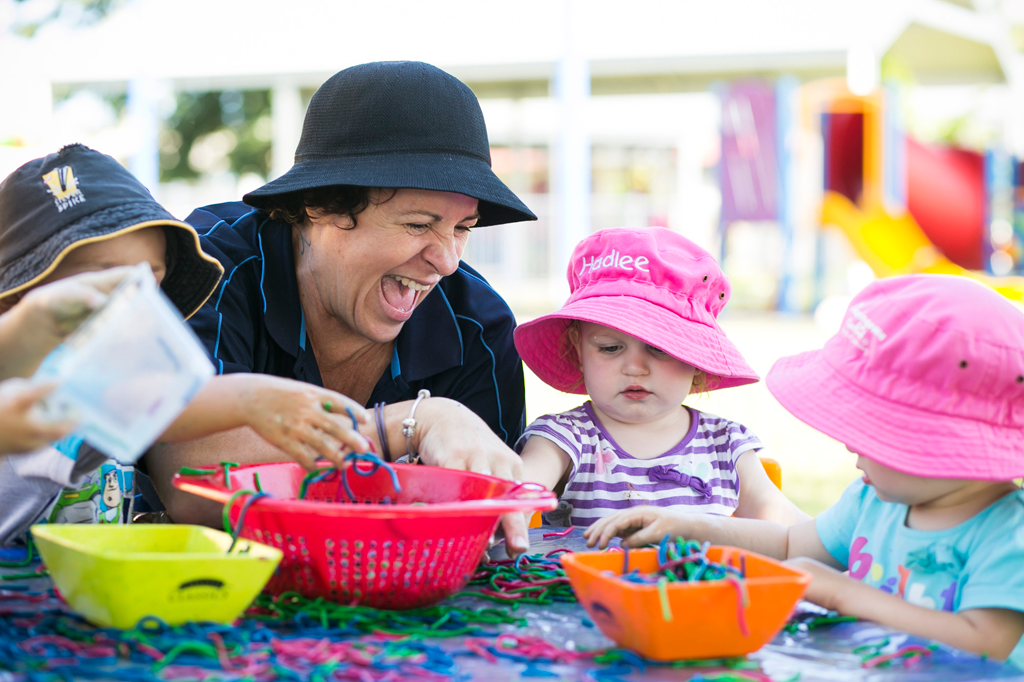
[0,268,134,380]
[238,376,372,469]
[15,267,132,336]
[0,379,75,456]
[584,506,693,549]
[784,557,849,611]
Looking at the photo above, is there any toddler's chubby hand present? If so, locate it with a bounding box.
[783,557,849,612]
[10,267,134,338]
[238,375,371,469]
[584,506,693,549]
[0,378,75,456]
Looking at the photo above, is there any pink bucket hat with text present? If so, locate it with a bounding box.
[767,274,1024,480]
[514,227,759,393]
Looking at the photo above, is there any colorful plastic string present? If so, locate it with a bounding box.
[295,408,403,504]
[0,537,35,568]
[176,465,218,476]
[615,536,750,635]
[0,576,944,682]
[0,589,529,681]
[466,548,577,605]
[242,591,529,643]
[783,613,856,633]
[219,461,239,489]
[860,642,937,669]
[541,526,575,539]
[656,577,672,622]
[460,633,599,665]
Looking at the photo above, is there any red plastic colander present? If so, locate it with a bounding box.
[172,461,556,609]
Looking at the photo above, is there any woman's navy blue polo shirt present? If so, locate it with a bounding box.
[184,202,526,447]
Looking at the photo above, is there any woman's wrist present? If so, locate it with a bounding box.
[371,396,455,462]
[403,397,460,457]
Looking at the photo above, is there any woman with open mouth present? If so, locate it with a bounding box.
[143,61,538,555]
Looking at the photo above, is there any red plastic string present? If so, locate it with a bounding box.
[464,638,498,663]
[542,526,575,539]
[491,633,599,663]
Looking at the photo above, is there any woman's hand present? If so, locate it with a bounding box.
[584,505,695,549]
[240,377,372,468]
[411,397,529,556]
[162,374,371,469]
[0,379,75,456]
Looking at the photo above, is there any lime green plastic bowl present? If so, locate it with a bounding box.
[31,524,281,629]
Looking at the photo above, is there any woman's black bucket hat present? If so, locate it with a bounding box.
[0,144,224,319]
[243,61,537,227]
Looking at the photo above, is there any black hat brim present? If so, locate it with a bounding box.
[243,152,537,227]
[0,202,224,319]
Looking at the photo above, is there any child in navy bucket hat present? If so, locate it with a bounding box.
[0,145,376,543]
[515,227,807,528]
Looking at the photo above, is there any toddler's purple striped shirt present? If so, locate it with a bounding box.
[516,402,762,527]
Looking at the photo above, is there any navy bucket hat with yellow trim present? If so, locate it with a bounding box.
[0,144,223,319]
[243,61,537,227]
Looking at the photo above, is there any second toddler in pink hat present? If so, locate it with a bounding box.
[584,275,1024,667]
[514,227,807,527]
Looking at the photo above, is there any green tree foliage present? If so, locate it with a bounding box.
[10,0,121,37]
[160,90,271,182]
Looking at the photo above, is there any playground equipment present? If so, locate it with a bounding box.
[813,81,1024,300]
[718,78,1024,308]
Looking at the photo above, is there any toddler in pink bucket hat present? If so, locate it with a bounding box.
[515,226,758,393]
[584,275,1024,668]
[514,227,807,528]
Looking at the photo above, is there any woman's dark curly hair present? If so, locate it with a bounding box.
[260,185,396,228]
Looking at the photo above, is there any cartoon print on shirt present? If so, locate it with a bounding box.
[49,481,101,524]
[679,461,712,483]
[99,465,121,523]
[47,460,134,525]
[594,445,616,476]
[847,535,958,611]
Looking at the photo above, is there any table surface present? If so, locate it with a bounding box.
[1,527,1022,682]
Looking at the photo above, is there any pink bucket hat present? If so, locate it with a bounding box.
[514,227,758,393]
[767,274,1024,480]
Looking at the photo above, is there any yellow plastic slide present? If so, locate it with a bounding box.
[821,191,1024,301]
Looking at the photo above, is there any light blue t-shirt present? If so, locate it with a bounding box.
[817,479,1024,670]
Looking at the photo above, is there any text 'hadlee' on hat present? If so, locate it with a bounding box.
[514,227,759,394]
[0,144,223,319]
[767,274,1024,481]
[243,61,536,228]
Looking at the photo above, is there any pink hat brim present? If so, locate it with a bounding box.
[767,350,1024,481]
[514,295,759,395]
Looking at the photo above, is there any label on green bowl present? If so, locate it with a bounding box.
[169,578,230,603]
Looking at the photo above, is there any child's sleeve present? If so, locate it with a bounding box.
[957,495,1024,616]
[814,479,873,569]
[515,413,583,479]
[724,419,763,464]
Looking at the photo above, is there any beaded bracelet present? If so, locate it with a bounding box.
[374,402,392,462]
[402,389,431,464]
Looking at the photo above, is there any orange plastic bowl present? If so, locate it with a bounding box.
[560,546,810,661]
